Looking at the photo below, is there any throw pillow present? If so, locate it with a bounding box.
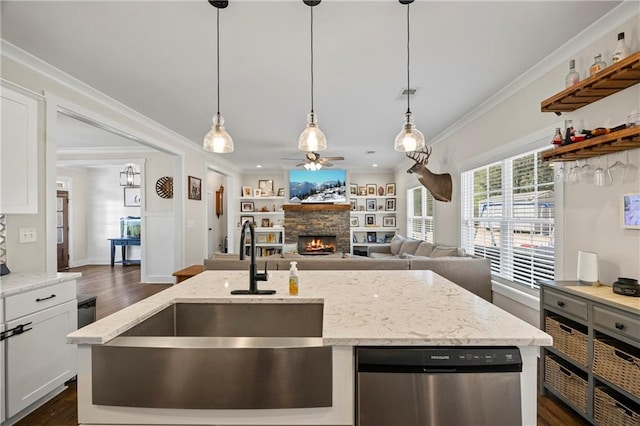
[414,242,434,257]
[430,246,459,257]
[399,239,422,256]
[389,234,406,255]
[282,243,298,254]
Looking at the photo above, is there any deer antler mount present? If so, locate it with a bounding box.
[406,148,453,202]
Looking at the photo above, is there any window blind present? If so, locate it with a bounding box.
[407,186,434,243]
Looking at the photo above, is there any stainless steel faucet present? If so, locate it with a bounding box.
[231,220,275,295]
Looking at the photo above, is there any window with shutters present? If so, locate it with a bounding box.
[407,186,434,243]
[460,147,555,288]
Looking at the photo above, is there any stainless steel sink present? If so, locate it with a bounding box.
[121,302,324,337]
[92,302,332,410]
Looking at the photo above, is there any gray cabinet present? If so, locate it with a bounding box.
[539,281,640,425]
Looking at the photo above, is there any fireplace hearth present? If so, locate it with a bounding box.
[298,235,337,255]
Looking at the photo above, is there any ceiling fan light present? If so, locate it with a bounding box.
[298,112,327,152]
[204,113,234,153]
[394,112,425,152]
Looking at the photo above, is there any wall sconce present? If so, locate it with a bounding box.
[120,164,140,187]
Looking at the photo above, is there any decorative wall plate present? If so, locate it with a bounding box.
[155,176,173,199]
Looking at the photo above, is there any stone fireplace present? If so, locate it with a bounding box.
[283,204,351,254]
[298,235,337,255]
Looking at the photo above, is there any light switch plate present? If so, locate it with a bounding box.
[19,228,36,243]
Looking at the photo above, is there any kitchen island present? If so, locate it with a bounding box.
[68,269,551,426]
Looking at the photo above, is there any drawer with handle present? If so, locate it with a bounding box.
[594,306,640,344]
[4,280,76,321]
[544,289,588,321]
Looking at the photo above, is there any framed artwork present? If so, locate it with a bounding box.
[350,199,357,211]
[365,215,375,226]
[124,187,141,207]
[240,201,254,212]
[350,184,357,195]
[261,218,271,227]
[385,198,396,211]
[367,232,377,243]
[240,215,254,226]
[358,186,367,196]
[386,183,396,196]
[258,179,274,196]
[350,216,359,227]
[253,188,262,197]
[242,186,252,197]
[366,184,377,195]
[383,216,396,227]
[622,193,640,229]
[188,176,202,200]
[366,198,377,211]
[257,234,267,243]
[277,188,285,197]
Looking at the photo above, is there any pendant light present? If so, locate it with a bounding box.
[120,164,140,187]
[394,0,425,152]
[204,1,234,153]
[298,0,327,152]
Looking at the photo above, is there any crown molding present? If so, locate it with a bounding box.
[428,1,639,149]
[0,39,237,172]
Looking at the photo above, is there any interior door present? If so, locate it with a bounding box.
[56,190,69,270]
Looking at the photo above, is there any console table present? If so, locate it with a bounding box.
[108,238,140,267]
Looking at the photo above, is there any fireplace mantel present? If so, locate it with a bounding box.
[283,204,351,212]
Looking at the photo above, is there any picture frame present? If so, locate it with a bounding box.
[261,218,271,227]
[257,234,267,244]
[367,232,377,243]
[366,198,377,211]
[277,188,285,197]
[383,216,396,227]
[258,179,274,196]
[350,216,359,227]
[124,187,141,207]
[386,183,396,196]
[188,176,202,200]
[385,198,396,211]
[240,201,255,212]
[622,193,640,229]
[358,186,367,196]
[350,199,357,211]
[365,215,375,226]
[253,188,262,197]
[350,184,357,195]
[366,184,377,195]
[242,186,252,197]
[240,215,254,226]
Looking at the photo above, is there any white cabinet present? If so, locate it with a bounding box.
[238,196,285,255]
[2,280,77,422]
[0,86,38,214]
[349,195,397,255]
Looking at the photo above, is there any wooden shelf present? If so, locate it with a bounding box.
[541,51,640,114]
[541,126,640,162]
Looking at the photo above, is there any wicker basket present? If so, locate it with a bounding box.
[545,316,588,366]
[594,339,640,399]
[544,356,588,414]
[594,387,640,426]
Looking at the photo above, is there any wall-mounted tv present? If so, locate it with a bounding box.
[289,169,346,204]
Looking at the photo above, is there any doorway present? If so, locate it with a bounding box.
[56,190,69,271]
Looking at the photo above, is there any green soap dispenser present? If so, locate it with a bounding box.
[289,261,299,295]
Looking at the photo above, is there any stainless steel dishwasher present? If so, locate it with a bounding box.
[356,346,522,426]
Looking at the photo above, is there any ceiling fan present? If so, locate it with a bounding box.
[283,151,345,169]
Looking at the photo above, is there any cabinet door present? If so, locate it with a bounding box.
[0,86,38,214]
[5,300,77,418]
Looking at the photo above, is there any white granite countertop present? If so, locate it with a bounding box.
[67,269,552,346]
[0,272,81,298]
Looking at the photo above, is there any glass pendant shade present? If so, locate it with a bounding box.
[394,112,425,152]
[119,165,140,187]
[204,113,234,153]
[298,112,327,152]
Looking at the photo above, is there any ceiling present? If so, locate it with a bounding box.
[1,1,622,172]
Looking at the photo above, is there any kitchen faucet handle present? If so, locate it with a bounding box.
[255,261,269,282]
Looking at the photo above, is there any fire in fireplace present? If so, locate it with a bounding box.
[298,235,337,255]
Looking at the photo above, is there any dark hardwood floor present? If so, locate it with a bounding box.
[16,265,590,426]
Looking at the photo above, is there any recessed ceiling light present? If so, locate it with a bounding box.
[256,164,262,168]
[372,164,378,168]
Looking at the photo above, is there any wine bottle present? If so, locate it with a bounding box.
[565,59,580,87]
[612,32,630,63]
[589,54,606,76]
[552,128,563,146]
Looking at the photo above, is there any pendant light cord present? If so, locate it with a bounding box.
[217,7,221,116]
[310,5,315,113]
[406,2,411,115]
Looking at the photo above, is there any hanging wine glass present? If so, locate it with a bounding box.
[580,158,594,184]
[568,161,581,184]
[623,151,637,183]
[608,153,625,184]
[594,156,606,187]
[556,163,566,183]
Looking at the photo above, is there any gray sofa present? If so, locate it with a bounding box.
[204,248,492,302]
